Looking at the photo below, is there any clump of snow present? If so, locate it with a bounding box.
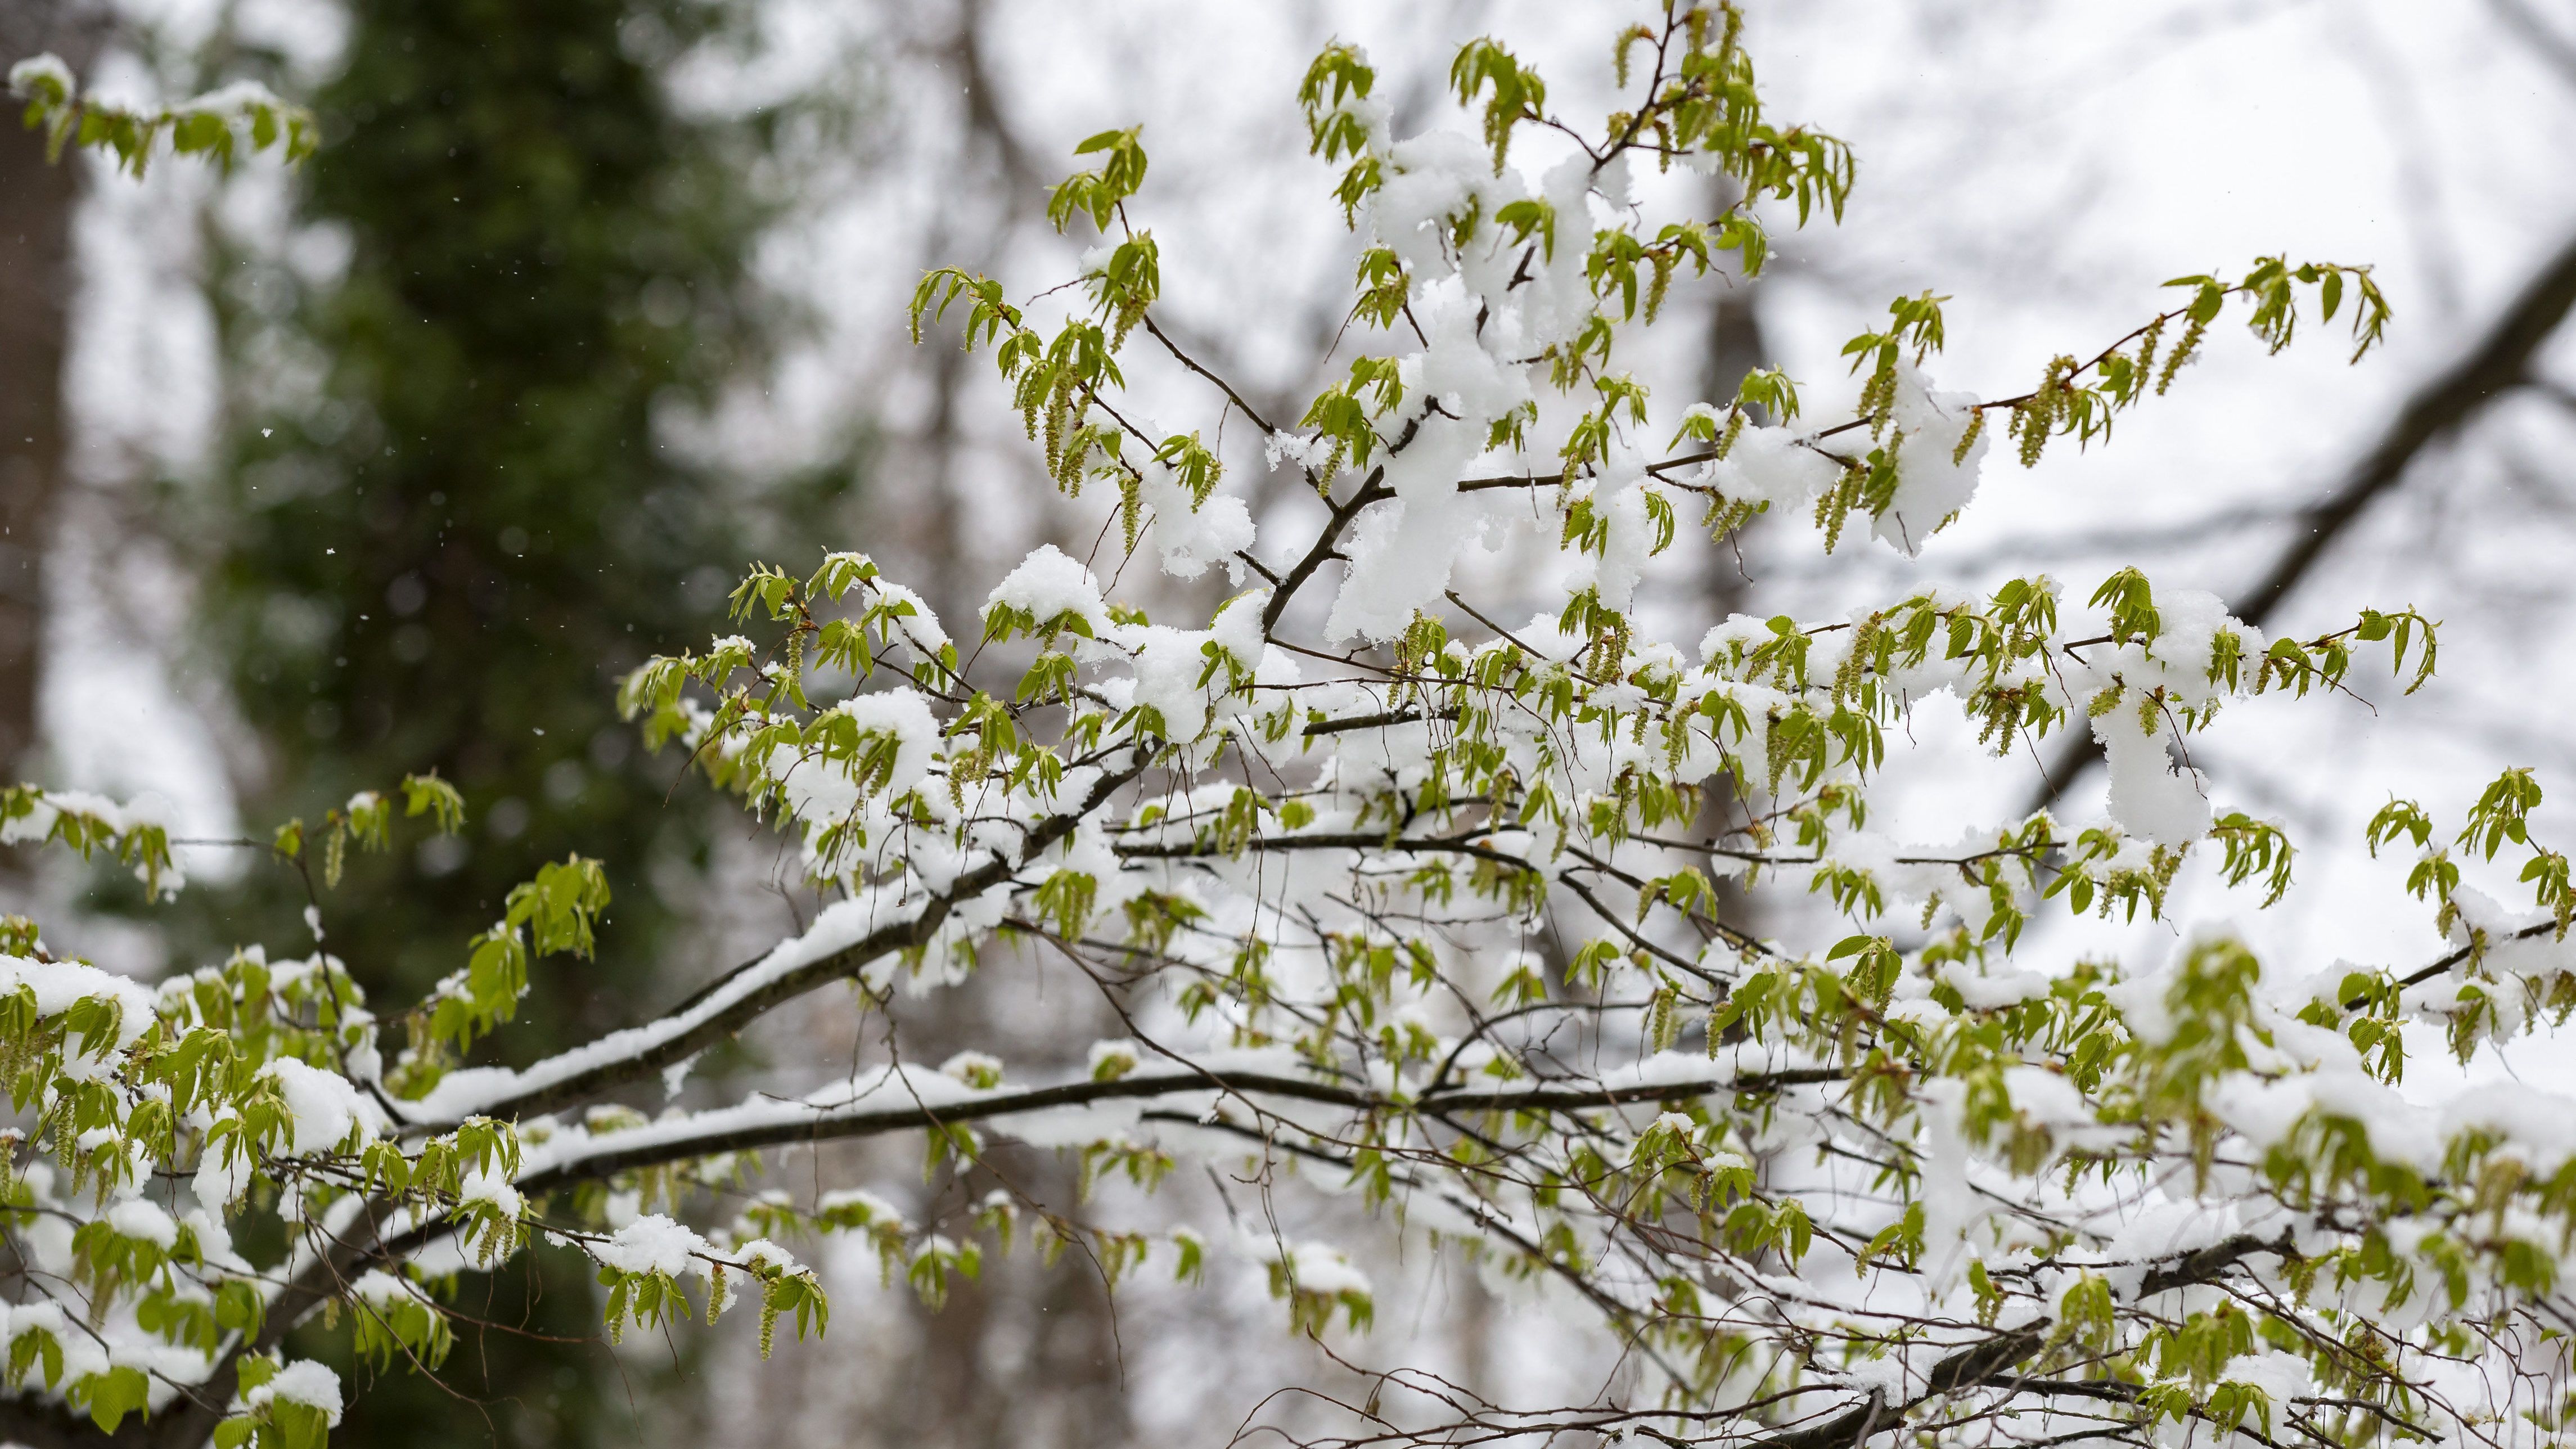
[1370,130,1519,282]
[457,1166,521,1218]
[176,79,289,119]
[985,545,1107,634]
[2146,588,2258,704]
[249,1360,344,1425]
[1706,425,1841,510]
[106,1199,178,1249]
[593,1213,708,1280]
[1911,1078,1979,1291]
[1264,430,1336,475]
[1323,286,1525,644]
[822,690,942,798]
[1139,460,1255,582]
[1563,454,1656,613]
[1269,1240,1371,1299]
[866,579,951,661]
[814,1187,906,1226]
[939,1050,1003,1088]
[0,956,156,1048]
[264,1058,381,1156]
[1206,590,1269,673]
[0,790,184,896]
[1875,366,1987,555]
[2092,709,2210,845]
[734,1238,800,1274]
[6,55,74,102]
[349,1270,425,1308]
[195,1146,250,1213]
[2101,967,2178,1048]
[661,1052,699,1100]
[2221,1349,2313,1410]
[1939,964,2051,1011]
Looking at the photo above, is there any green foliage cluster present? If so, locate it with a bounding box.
[9,54,313,174]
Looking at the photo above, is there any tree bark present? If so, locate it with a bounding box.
[0,2,102,782]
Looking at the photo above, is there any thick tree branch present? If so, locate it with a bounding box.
[2133,1230,2295,1297]
[512,1065,1845,1192]
[441,750,1155,1126]
[1299,707,1460,737]
[1260,472,1390,634]
[1113,830,1530,869]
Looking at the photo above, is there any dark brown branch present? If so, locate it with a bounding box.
[516,1069,1373,1190]
[2339,915,2559,1011]
[1453,447,1721,494]
[1141,311,1280,436]
[1261,472,1390,634]
[515,1067,1844,1192]
[2134,1230,2295,1297]
[1113,830,1530,870]
[1300,708,1461,737]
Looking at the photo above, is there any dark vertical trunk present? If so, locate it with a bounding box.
[871,12,1138,1442]
[1695,181,1769,618]
[1695,223,1769,955]
[1698,286,1768,421]
[0,4,100,781]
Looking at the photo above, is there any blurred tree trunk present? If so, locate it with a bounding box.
[1695,177,1769,631]
[182,0,805,1443]
[1694,194,1768,952]
[857,10,1135,1445]
[885,0,1039,632]
[0,3,102,782]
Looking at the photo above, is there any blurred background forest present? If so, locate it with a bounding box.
[8,1,2576,1446]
